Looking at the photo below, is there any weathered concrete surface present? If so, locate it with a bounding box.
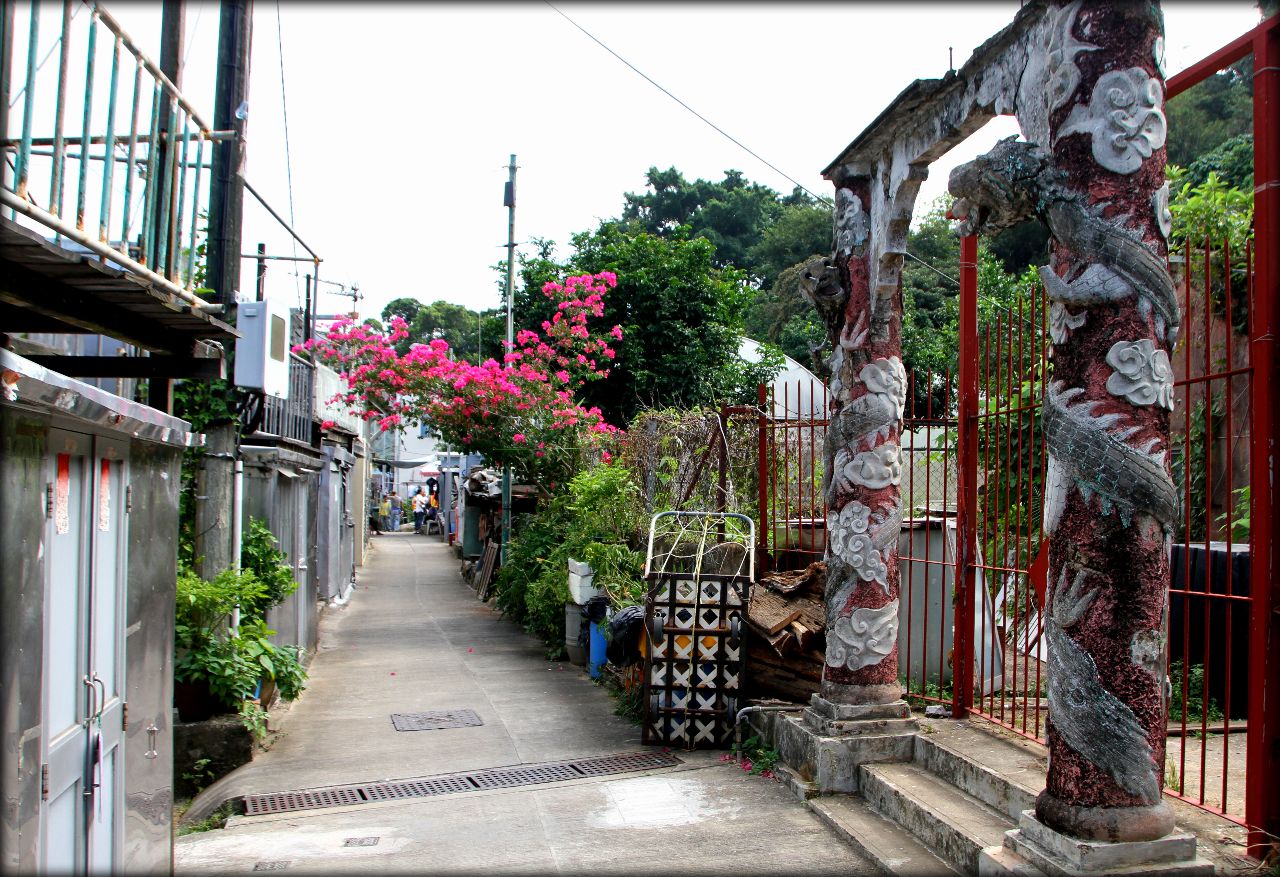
[175,534,876,874]
[809,794,963,877]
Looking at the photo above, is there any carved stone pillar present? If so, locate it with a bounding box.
[952,0,1179,845]
[805,172,906,709]
[1035,1,1176,843]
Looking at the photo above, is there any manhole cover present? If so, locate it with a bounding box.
[390,709,483,732]
[343,837,380,847]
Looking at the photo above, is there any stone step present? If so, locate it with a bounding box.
[860,761,1015,874]
[808,794,964,877]
[913,723,1043,823]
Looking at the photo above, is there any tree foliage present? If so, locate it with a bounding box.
[508,224,780,425]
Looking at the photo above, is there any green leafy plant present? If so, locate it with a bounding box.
[177,800,238,836]
[1168,660,1224,724]
[728,733,780,776]
[238,699,269,740]
[181,757,216,794]
[239,518,298,617]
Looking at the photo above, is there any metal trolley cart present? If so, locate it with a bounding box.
[642,511,754,748]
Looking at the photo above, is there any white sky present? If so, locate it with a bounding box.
[92,2,1265,321]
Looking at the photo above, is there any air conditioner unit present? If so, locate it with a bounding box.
[234,299,291,399]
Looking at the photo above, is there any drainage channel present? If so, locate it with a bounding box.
[243,750,682,816]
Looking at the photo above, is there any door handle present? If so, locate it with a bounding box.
[83,676,98,726]
[91,673,106,720]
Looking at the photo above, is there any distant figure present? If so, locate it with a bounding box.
[388,490,402,532]
[379,493,392,531]
[412,487,429,534]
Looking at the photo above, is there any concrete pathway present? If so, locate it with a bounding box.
[175,533,874,875]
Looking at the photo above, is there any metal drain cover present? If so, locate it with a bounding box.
[252,862,290,871]
[243,750,681,816]
[343,837,380,847]
[390,709,483,731]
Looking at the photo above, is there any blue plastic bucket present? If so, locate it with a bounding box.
[588,621,607,679]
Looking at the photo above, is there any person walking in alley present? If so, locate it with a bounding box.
[412,486,429,534]
[379,493,392,532]
[388,490,402,532]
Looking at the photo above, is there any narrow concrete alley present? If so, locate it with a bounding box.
[174,533,874,874]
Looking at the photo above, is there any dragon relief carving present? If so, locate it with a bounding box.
[950,138,1179,344]
[1043,381,1178,532]
[1045,567,1162,804]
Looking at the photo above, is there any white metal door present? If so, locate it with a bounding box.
[40,430,127,874]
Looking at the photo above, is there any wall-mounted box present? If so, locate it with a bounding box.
[234,299,291,399]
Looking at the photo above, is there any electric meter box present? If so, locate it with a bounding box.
[234,299,291,399]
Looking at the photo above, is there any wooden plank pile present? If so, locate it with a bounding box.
[745,562,827,703]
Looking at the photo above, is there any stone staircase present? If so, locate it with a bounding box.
[766,714,1246,877]
[786,719,1045,875]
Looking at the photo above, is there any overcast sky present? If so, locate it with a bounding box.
[97,2,1263,323]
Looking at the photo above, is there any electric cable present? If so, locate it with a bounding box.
[275,0,302,309]
[543,2,832,208]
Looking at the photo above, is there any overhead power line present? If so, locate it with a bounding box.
[543,2,833,207]
[545,2,1026,322]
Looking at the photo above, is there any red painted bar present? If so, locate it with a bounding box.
[1246,16,1280,857]
[954,234,979,718]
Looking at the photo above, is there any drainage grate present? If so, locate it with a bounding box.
[343,837,380,847]
[252,862,290,871]
[243,750,680,816]
[245,786,367,815]
[570,750,681,777]
[390,709,483,732]
[362,775,475,802]
[468,763,580,790]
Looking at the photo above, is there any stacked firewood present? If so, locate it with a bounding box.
[745,562,827,703]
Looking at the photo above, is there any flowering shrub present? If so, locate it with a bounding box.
[296,271,625,486]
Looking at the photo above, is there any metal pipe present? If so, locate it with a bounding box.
[14,0,39,201]
[733,704,802,755]
[48,0,72,218]
[0,189,220,311]
[97,33,121,244]
[155,97,180,276]
[174,115,191,279]
[5,130,235,148]
[239,253,316,261]
[185,135,204,285]
[74,9,98,231]
[230,458,244,634]
[119,55,142,254]
[139,80,162,266]
[243,179,320,260]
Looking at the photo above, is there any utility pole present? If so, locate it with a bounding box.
[501,154,516,566]
[147,0,184,414]
[196,0,253,581]
[206,0,252,310]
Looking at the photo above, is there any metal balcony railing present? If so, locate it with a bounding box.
[2,0,223,311]
[260,354,315,444]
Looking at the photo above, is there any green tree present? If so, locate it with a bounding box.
[1165,60,1253,170]
[509,224,779,425]
[621,167,786,275]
